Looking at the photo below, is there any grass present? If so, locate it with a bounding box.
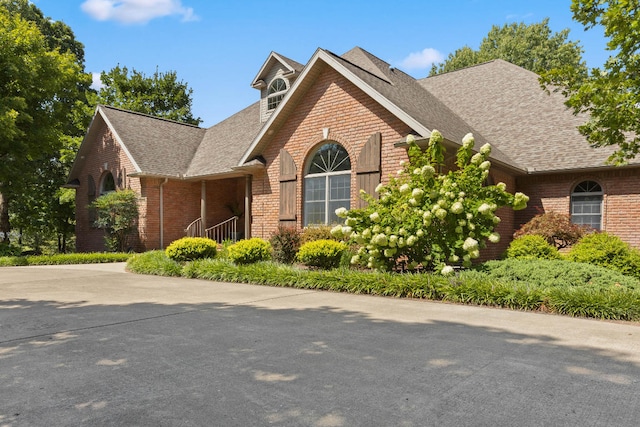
[127,251,640,322]
[0,252,131,267]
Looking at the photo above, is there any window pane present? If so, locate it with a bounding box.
[330,174,350,201]
[305,177,325,201]
[308,144,351,174]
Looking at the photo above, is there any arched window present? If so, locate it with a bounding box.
[100,172,116,195]
[571,180,603,230]
[267,78,287,110]
[304,143,351,226]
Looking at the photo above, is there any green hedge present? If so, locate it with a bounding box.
[0,252,131,266]
[127,253,640,321]
[227,238,271,265]
[165,237,217,262]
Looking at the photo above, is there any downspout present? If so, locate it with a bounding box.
[159,178,168,248]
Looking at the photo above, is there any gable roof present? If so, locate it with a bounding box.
[418,59,630,172]
[251,51,305,88]
[240,47,520,170]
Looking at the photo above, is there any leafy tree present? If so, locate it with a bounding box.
[430,19,586,76]
[0,6,87,244]
[92,65,202,125]
[91,190,139,252]
[332,131,529,273]
[541,0,640,164]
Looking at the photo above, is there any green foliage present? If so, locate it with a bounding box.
[91,190,139,252]
[514,211,588,249]
[505,235,562,260]
[129,254,640,321]
[541,0,640,164]
[301,225,338,244]
[430,19,585,76]
[269,226,301,264]
[335,131,528,273]
[0,242,20,256]
[297,239,348,269]
[227,238,271,265]
[0,252,130,266]
[91,65,202,125]
[476,259,638,291]
[165,237,217,262]
[127,250,182,276]
[567,232,640,279]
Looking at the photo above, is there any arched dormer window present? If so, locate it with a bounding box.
[267,78,287,110]
[571,180,603,230]
[100,172,116,195]
[304,143,351,226]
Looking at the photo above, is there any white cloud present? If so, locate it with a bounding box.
[399,48,444,70]
[90,72,105,91]
[81,0,198,24]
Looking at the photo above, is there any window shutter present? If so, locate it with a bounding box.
[356,132,382,208]
[279,149,297,225]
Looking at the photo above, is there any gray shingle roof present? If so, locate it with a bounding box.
[185,102,262,177]
[99,106,205,177]
[418,59,625,172]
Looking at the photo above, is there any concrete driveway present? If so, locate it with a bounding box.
[1,263,639,426]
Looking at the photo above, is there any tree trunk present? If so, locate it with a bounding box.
[0,192,10,243]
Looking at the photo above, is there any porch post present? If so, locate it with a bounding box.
[244,175,251,238]
[201,181,206,237]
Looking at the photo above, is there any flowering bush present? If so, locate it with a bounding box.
[332,130,528,273]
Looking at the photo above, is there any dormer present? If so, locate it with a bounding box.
[252,52,304,123]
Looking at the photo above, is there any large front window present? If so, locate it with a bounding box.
[304,143,351,226]
[571,180,603,230]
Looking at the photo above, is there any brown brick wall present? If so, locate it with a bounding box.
[251,66,412,239]
[516,168,640,248]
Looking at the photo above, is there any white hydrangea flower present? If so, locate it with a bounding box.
[470,249,480,259]
[374,183,384,193]
[370,212,381,223]
[342,226,352,236]
[492,216,501,224]
[480,143,492,155]
[406,235,417,246]
[514,192,530,210]
[416,229,424,237]
[399,183,411,194]
[373,233,388,246]
[435,208,447,219]
[389,235,398,247]
[478,203,492,214]
[397,169,404,175]
[479,160,491,170]
[488,233,500,243]
[330,225,343,237]
[406,134,416,143]
[471,153,483,164]
[335,207,348,218]
[423,211,432,219]
[496,182,507,191]
[345,217,357,227]
[414,168,422,175]
[412,188,424,199]
[462,133,475,148]
[450,202,464,214]
[463,237,479,251]
[399,160,406,166]
[422,165,435,177]
[441,265,455,276]
[350,255,360,264]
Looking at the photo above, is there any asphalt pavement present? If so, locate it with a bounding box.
[1,263,639,426]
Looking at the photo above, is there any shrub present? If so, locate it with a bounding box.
[269,226,301,264]
[91,190,139,252]
[227,238,271,265]
[513,211,588,249]
[567,232,640,279]
[165,237,217,262]
[475,259,638,291]
[333,131,528,273]
[301,225,338,244]
[297,239,348,269]
[505,235,562,260]
[127,251,182,276]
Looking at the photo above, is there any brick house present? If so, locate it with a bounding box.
[66,47,640,255]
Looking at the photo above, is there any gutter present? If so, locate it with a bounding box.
[159,178,168,248]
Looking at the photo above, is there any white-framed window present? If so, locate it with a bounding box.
[267,78,287,110]
[304,143,351,226]
[571,180,603,230]
[100,172,116,195]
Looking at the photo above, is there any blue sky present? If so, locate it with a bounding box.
[34,0,610,127]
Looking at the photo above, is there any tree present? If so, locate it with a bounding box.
[91,190,139,252]
[430,19,586,76]
[0,6,87,245]
[92,65,202,125]
[332,131,528,273]
[541,0,640,164]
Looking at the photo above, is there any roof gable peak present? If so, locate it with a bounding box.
[251,51,304,89]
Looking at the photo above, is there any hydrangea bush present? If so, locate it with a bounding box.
[331,130,529,274]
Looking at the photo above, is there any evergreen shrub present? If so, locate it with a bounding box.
[567,232,640,279]
[505,235,562,260]
[297,239,348,269]
[165,237,217,262]
[227,238,271,265]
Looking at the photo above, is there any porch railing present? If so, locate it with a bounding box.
[205,216,239,243]
[185,217,202,237]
